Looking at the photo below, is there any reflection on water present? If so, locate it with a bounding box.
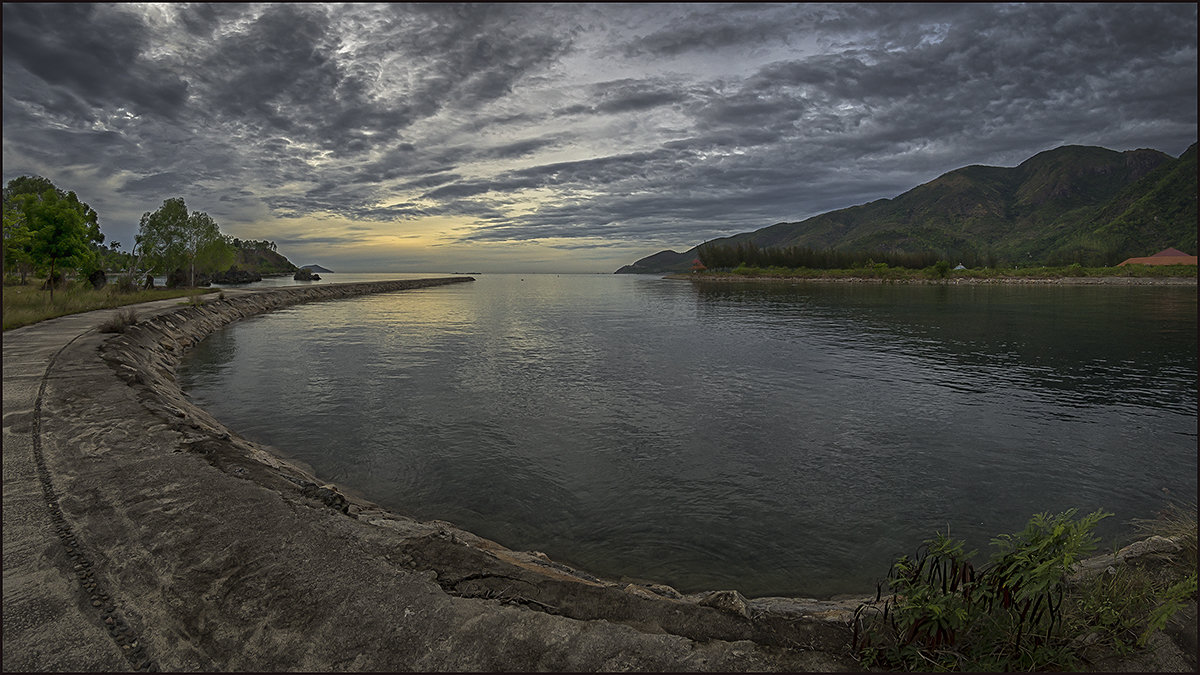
[179,275,1197,598]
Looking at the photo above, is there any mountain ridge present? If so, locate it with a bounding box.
[616,143,1197,273]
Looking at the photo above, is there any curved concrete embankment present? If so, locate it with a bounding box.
[3,279,865,672]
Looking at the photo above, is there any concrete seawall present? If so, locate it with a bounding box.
[3,279,864,672]
[6,278,1191,671]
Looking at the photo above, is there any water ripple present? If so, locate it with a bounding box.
[179,275,1198,598]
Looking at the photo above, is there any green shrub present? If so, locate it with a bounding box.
[1140,573,1198,646]
[856,507,1200,671]
[855,509,1111,670]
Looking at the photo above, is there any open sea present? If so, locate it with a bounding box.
[178,273,1198,598]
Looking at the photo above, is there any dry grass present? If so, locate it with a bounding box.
[3,278,205,331]
[1132,500,1198,565]
[97,307,141,333]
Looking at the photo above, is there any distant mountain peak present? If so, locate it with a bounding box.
[616,142,1197,272]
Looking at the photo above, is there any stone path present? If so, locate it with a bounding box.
[2,283,861,672]
[3,294,227,671]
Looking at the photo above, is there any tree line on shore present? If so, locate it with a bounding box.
[2,175,287,298]
[696,240,998,271]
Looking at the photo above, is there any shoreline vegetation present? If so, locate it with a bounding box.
[7,264,1195,331]
[3,277,209,331]
[668,263,1198,285]
[4,176,303,330]
[855,505,1196,671]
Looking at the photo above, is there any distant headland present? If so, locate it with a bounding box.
[617,142,1197,274]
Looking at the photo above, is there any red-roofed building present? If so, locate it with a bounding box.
[1117,247,1197,266]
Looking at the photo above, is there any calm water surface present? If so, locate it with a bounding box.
[178,274,1197,598]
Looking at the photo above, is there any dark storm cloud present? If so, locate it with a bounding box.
[395,3,574,102]
[453,148,908,245]
[563,79,696,116]
[475,136,565,160]
[119,172,187,196]
[273,233,377,247]
[421,147,692,204]
[2,3,1195,268]
[618,3,818,57]
[198,5,346,130]
[1,4,189,119]
[399,173,463,190]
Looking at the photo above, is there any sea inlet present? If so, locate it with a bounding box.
[178,274,1197,598]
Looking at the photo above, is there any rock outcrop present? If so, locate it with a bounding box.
[201,266,262,285]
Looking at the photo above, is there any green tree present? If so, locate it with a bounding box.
[3,203,34,283]
[26,189,90,301]
[197,235,237,279]
[135,197,189,279]
[135,198,235,286]
[3,175,104,283]
[182,211,231,286]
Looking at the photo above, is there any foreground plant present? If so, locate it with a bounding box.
[852,508,1200,671]
[97,307,139,333]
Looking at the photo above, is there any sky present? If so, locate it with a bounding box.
[3,3,1197,273]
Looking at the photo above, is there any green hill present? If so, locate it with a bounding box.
[614,250,694,274]
[617,143,1197,272]
[232,241,298,275]
[1075,142,1199,263]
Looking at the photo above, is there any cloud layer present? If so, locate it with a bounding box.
[3,3,1196,271]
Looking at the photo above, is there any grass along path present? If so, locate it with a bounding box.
[3,280,207,331]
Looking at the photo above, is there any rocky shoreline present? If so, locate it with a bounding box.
[6,277,1194,671]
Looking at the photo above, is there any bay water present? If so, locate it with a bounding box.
[178,274,1197,598]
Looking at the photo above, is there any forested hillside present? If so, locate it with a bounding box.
[617,143,1197,273]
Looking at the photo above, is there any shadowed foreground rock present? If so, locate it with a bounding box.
[3,279,864,672]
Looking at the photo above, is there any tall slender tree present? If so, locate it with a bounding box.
[136,198,235,286]
[135,197,189,280]
[182,210,224,286]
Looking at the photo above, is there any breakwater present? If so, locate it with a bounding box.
[10,278,1189,671]
[18,278,857,671]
